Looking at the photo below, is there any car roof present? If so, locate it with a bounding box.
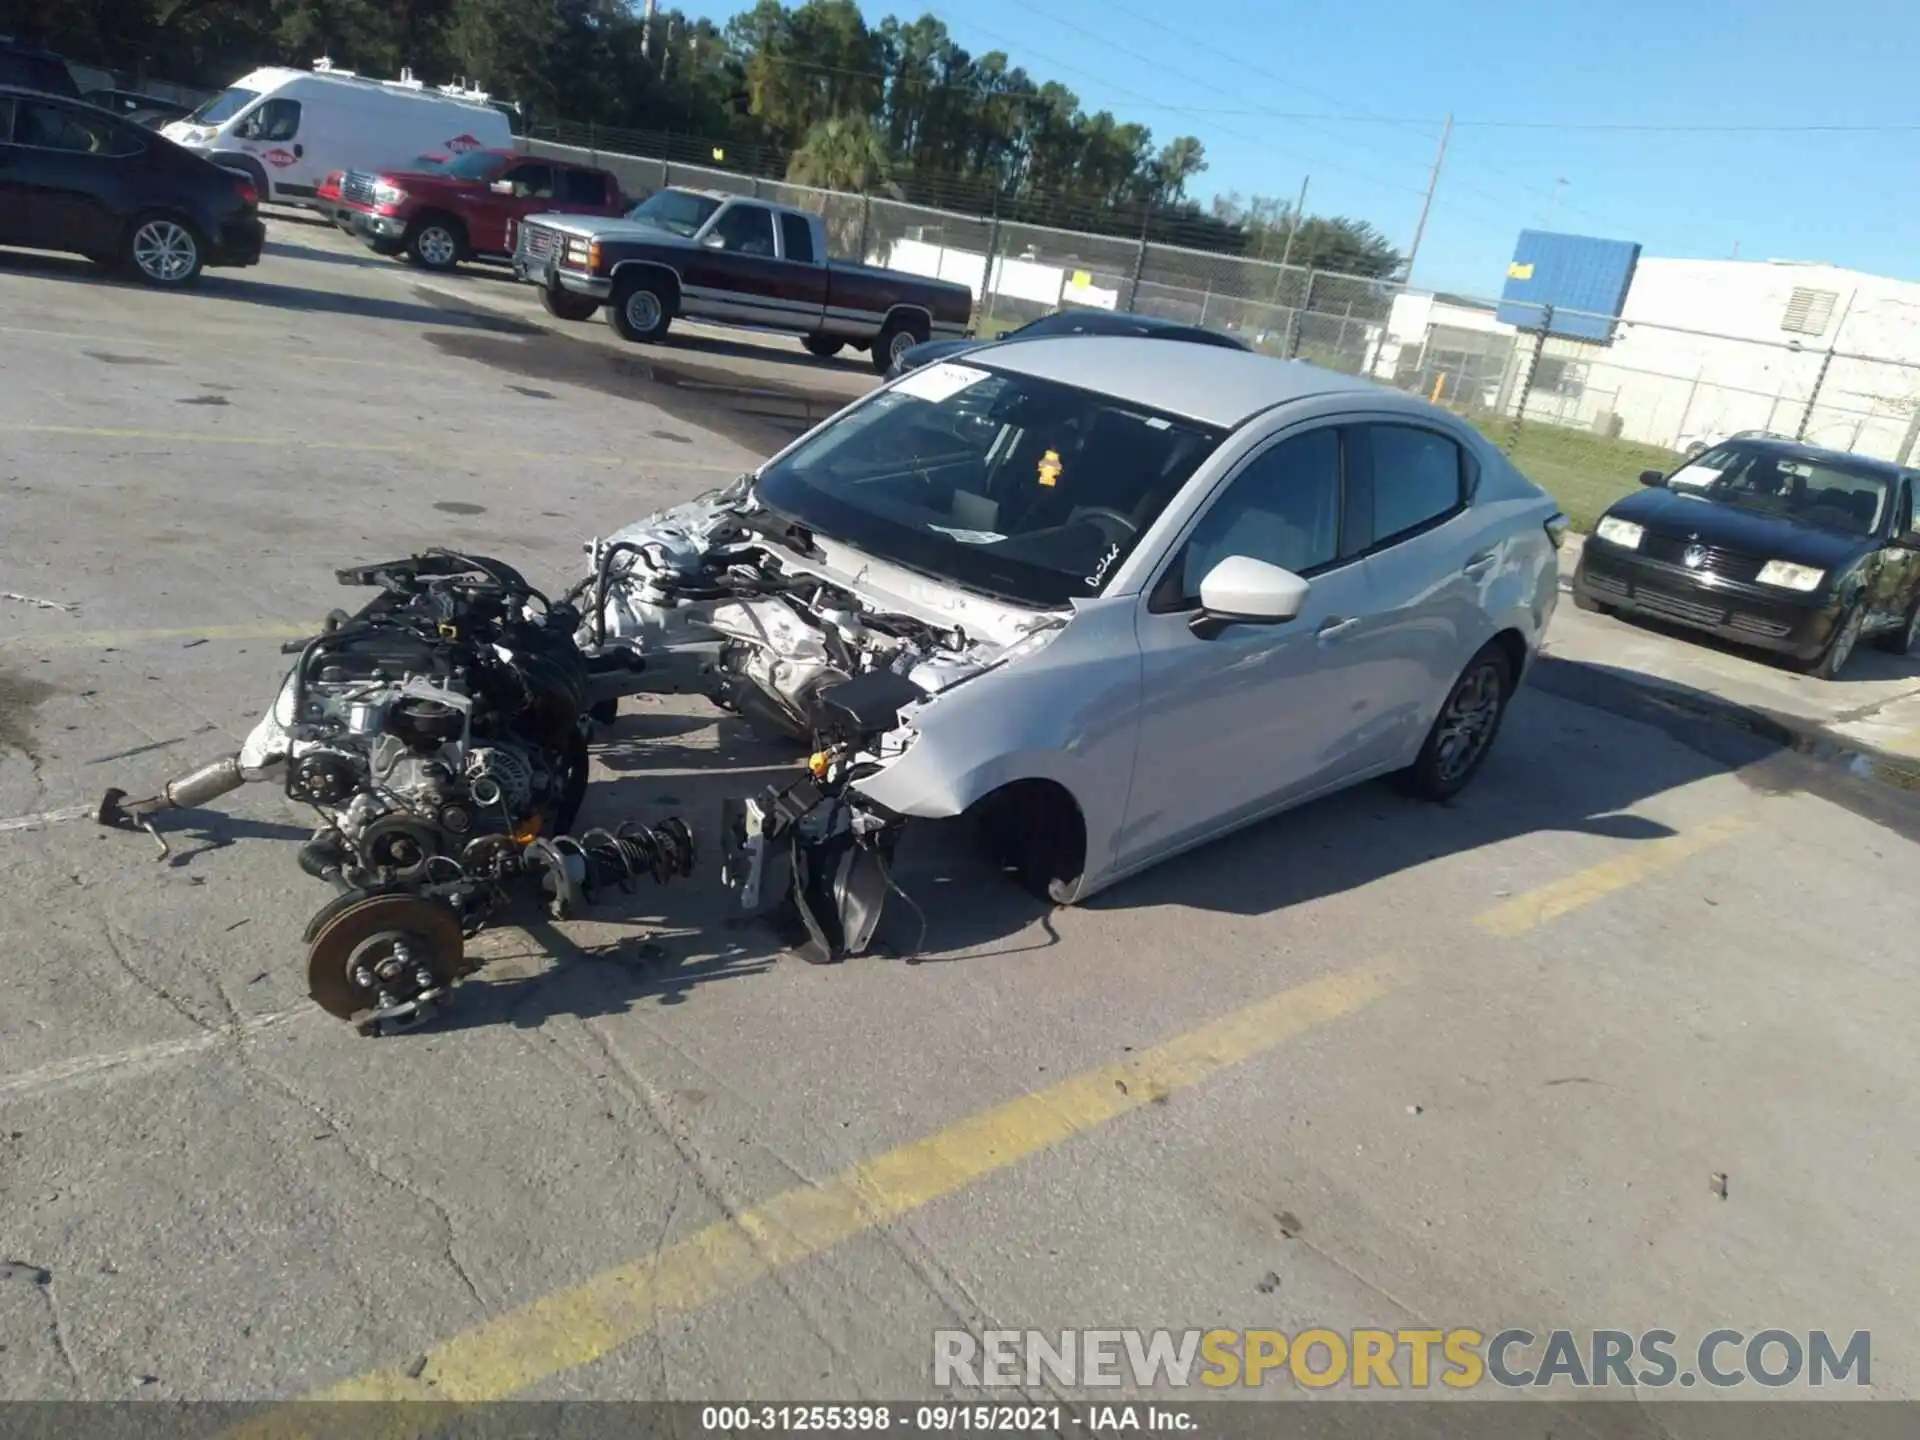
[1715,434,1904,477]
[972,335,1382,427]
[0,83,110,111]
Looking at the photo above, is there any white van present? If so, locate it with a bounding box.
[159,61,515,207]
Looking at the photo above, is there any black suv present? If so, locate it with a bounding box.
[0,85,264,285]
[0,37,79,97]
[1573,436,1920,679]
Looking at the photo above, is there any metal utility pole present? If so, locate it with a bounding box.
[1402,112,1451,287]
[641,0,658,60]
[1276,174,1309,271]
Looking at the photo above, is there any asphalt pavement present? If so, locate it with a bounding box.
[3,220,1920,1418]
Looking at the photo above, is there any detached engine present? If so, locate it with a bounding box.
[100,550,694,1035]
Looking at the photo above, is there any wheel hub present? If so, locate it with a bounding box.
[305,893,465,1028]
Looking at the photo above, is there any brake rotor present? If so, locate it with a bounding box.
[304,894,465,1022]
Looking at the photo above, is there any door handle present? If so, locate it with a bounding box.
[1463,551,1496,578]
[1317,616,1361,643]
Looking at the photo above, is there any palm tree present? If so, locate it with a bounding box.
[787,113,894,194]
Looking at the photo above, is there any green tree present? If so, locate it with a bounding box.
[786,111,890,192]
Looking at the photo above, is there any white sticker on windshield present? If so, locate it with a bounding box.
[1668,464,1723,489]
[891,362,991,404]
[929,525,1006,545]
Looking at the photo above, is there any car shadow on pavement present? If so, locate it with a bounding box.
[653,331,874,375]
[0,249,544,335]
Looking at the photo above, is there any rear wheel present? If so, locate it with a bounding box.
[802,335,844,359]
[406,215,465,272]
[1397,644,1514,802]
[608,273,673,343]
[1571,590,1611,614]
[124,214,204,286]
[539,285,601,322]
[873,314,929,374]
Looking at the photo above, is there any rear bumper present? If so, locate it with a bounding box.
[208,215,265,269]
[1573,540,1842,659]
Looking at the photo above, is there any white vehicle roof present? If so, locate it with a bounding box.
[973,336,1387,429]
[223,64,506,118]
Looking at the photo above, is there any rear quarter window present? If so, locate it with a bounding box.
[778,211,816,263]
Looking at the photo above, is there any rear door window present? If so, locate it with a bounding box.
[1363,424,1469,545]
[560,168,606,205]
[15,102,142,156]
[778,211,816,262]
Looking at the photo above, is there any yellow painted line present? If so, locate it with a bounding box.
[0,423,741,472]
[0,621,312,652]
[227,810,1754,1431]
[220,961,1399,1430]
[1474,811,1754,938]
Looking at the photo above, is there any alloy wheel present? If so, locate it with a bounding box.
[418,226,458,268]
[132,220,198,283]
[889,329,917,366]
[1433,661,1503,783]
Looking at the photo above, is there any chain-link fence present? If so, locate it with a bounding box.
[520,130,1920,526]
[515,132,1405,375]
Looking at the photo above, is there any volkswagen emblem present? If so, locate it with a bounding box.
[1683,543,1707,569]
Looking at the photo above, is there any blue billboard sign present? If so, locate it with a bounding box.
[1495,231,1641,342]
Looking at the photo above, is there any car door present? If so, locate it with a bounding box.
[1120,422,1383,870]
[0,98,23,244]
[467,159,552,254]
[1870,473,1918,630]
[681,202,787,325]
[1346,418,1491,763]
[11,98,145,257]
[231,97,308,197]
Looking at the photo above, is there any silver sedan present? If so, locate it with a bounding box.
[586,338,1568,956]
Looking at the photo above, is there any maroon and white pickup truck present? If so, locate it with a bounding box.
[511,188,975,372]
[334,148,625,272]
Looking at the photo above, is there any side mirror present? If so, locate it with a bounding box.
[1639,469,1667,488]
[1189,555,1310,640]
[701,232,726,249]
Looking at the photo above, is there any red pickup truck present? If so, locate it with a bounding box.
[334,148,624,272]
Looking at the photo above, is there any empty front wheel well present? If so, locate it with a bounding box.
[965,778,1087,905]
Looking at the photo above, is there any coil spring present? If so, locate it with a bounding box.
[553,817,697,898]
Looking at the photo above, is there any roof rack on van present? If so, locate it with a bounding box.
[309,54,495,105]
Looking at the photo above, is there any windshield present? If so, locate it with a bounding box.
[1667,443,1891,538]
[437,150,507,181]
[626,188,723,237]
[754,361,1227,608]
[186,86,260,125]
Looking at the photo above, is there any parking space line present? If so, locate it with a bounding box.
[0,423,743,473]
[224,813,1755,1423]
[1473,811,1754,939]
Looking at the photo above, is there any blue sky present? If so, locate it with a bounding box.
[674,0,1920,296]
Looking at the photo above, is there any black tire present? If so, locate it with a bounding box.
[123,212,204,287]
[539,285,601,322]
[1571,590,1610,614]
[1397,643,1514,802]
[802,335,845,359]
[406,214,465,272]
[872,314,929,374]
[607,273,674,343]
[1874,595,1920,656]
[1799,602,1865,680]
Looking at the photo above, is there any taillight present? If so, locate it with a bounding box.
[1545,512,1570,550]
[234,176,258,207]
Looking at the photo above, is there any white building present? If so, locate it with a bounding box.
[1376,257,1920,463]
